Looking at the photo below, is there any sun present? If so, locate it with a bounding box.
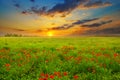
[47,32,53,37]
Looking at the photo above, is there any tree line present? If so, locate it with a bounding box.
[4,33,22,37]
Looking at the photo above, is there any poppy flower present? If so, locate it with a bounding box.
[38,78,48,80]
[40,73,45,77]
[73,75,79,79]
[63,72,68,76]
[54,72,61,78]
[49,75,54,79]
[114,53,118,58]
[5,63,10,67]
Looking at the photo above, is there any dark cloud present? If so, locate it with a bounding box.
[49,18,99,30]
[49,19,113,30]
[36,29,44,32]
[46,0,81,17]
[14,29,25,31]
[31,6,47,15]
[21,11,29,15]
[30,0,35,3]
[84,0,112,8]
[0,26,25,32]
[12,0,21,8]
[51,26,67,30]
[14,0,112,17]
[73,18,99,25]
[49,24,69,30]
[14,3,20,8]
[36,29,49,33]
[95,27,120,34]
[82,20,112,27]
[43,0,111,17]
[83,26,120,35]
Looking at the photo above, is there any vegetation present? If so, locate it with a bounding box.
[0,37,120,80]
[4,33,22,37]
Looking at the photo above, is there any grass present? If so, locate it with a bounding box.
[0,37,120,80]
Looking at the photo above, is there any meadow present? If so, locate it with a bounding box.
[0,37,120,80]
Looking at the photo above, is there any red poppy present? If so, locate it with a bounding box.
[45,74,49,78]
[49,75,54,79]
[43,78,48,80]
[96,53,102,57]
[54,72,61,78]
[5,63,10,67]
[40,73,45,77]
[63,72,68,76]
[54,72,60,76]
[73,75,79,79]
[38,78,43,80]
[45,60,49,63]
[114,53,118,58]
[103,54,110,58]
[39,78,48,80]
[91,58,95,61]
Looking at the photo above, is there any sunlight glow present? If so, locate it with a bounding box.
[47,32,53,37]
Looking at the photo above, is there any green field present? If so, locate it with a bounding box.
[0,37,120,80]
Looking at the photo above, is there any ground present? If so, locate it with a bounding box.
[0,37,120,80]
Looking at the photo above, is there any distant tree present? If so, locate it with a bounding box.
[4,33,22,37]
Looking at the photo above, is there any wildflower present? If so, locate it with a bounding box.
[38,78,48,80]
[54,72,60,76]
[40,73,45,77]
[38,78,43,80]
[101,48,105,51]
[63,72,68,76]
[45,60,49,63]
[103,54,110,58]
[45,74,49,78]
[54,72,61,78]
[49,75,54,79]
[73,75,79,79]
[5,63,10,67]
[17,64,22,67]
[91,58,95,61]
[114,53,118,58]
[96,53,102,57]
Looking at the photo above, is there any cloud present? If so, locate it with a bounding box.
[30,0,35,3]
[36,29,49,32]
[46,0,81,17]
[73,18,99,25]
[83,26,120,35]
[50,24,69,30]
[12,0,21,8]
[13,28,25,31]
[82,20,112,27]
[83,0,112,9]
[21,11,30,15]
[14,3,20,8]
[95,27,120,34]
[46,0,112,17]
[0,26,25,33]
[48,18,113,30]
[30,6,47,15]
[15,0,112,17]
[49,18,99,30]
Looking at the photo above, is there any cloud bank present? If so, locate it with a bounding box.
[48,18,112,30]
[13,0,112,17]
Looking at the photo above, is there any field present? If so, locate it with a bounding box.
[0,37,120,80]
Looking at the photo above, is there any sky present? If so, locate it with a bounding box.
[0,0,120,36]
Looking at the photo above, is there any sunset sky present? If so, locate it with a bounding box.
[0,0,120,36]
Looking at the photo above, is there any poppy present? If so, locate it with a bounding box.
[73,75,79,79]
